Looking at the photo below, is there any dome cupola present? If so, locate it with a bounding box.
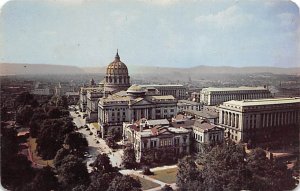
[104,50,131,92]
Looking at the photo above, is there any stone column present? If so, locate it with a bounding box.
[220,111,224,124]
[235,114,238,128]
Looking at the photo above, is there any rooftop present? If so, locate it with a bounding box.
[223,97,300,107]
[140,84,184,87]
[146,119,169,126]
[202,86,268,92]
[184,109,218,118]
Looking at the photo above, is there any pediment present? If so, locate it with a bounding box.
[158,129,174,135]
[132,98,152,106]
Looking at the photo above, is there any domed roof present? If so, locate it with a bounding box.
[127,84,146,93]
[106,51,128,75]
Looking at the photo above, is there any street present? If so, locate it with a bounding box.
[69,106,123,172]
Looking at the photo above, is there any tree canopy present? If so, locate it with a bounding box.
[122,146,137,169]
[177,141,297,191]
[64,132,88,151]
[107,175,141,191]
[56,154,90,190]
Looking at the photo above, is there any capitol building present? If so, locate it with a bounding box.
[79,52,178,138]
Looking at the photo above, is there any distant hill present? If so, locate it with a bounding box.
[82,65,300,75]
[1,63,299,76]
[82,66,106,74]
[0,63,84,75]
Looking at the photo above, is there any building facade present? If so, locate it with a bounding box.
[177,100,202,112]
[98,85,178,138]
[200,86,272,106]
[192,119,224,153]
[86,89,104,122]
[140,84,187,100]
[123,121,191,162]
[219,97,300,146]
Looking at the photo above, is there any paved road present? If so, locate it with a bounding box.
[70,106,178,190]
[70,107,124,171]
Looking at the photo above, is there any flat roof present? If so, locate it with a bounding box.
[140,84,184,87]
[223,97,300,107]
[202,86,268,92]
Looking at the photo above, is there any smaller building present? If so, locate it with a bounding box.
[140,84,187,100]
[183,109,219,124]
[123,121,191,163]
[55,82,75,96]
[177,100,202,112]
[86,89,103,122]
[192,119,224,153]
[191,92,200,102]
[31,82,51,96]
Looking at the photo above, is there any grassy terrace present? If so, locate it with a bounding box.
[131,175,161,190]
[27,137,54,167]
[150,167,178,184]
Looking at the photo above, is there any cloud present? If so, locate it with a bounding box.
[195,5,253,29]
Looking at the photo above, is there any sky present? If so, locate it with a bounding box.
[0,0,299,68]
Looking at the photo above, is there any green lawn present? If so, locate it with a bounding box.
[27,137,54,167]
[150,167,178,184]
[131,175,161,190]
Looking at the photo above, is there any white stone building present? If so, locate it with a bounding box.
[200,86,272,106]
[140,84,187,100]
[177,100,202,112]
[192,119,224,152]
[123,121,191,162]
[98,85,177,138]
[31,82,51,96]
[219,97,300,146]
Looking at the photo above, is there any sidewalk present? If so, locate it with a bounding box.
[120,165,178,191]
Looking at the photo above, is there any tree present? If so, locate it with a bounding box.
[53,148,70,168]
[176,142,297,191]
[107,175,141,191]
[47,107,62,119]
[88,171,120,191]
[16,105,34,125]
[176,156,202,191]
[106,136,118,149]
[23,166,58,191]
[15,91,38,108]
[1,128,35,190]
[61,95,69,109]
[246,148,296,191]
[1,155,35,190]
[161,184,174,191]
[56,154,90,190]
[91,153,116,174]
[64,132,88,151]
[1,106,8,121]
[29,121,41,138]
[122,146,137,169]
[36,118,74,159]
[200,141,248,191]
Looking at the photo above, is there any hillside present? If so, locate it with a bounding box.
[0,63,84,75]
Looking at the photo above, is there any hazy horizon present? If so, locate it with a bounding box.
[1,0,300,68]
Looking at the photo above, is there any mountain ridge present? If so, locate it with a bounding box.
[1,63,299,76]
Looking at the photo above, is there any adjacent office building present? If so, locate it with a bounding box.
[200,86,272,106]
[219,97,300,145]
